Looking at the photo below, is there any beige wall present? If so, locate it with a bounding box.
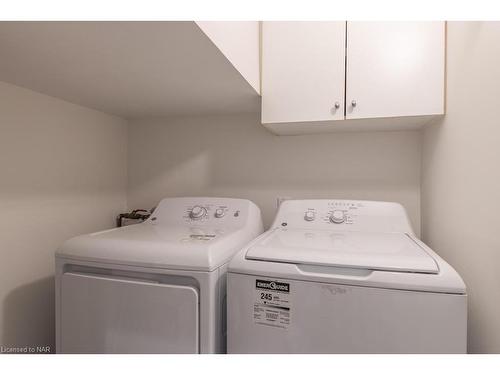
[128,113,422,233]
[0,82,128,352]
[422,22,500,353]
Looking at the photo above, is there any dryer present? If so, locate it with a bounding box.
[227,199,467,353]
[55,197,263,353]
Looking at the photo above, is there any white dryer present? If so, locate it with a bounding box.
[227,200,467,354]
[55,197,263,353]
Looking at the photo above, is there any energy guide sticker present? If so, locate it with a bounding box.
[253,279,291,329]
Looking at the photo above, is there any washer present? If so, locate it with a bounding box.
[227,199,467,354]
[55,197,263,353]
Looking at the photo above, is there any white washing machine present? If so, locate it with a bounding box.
[227,199,467,354]
[55,197,263,354]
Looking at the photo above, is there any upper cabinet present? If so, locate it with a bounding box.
[261,21,446,135]
[346,22,445,120]
[261,22,346,124]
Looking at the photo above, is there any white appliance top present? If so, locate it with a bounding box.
[57,197,263,272]
[230,200,466,294]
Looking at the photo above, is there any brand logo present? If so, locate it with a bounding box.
[255,279,290,293]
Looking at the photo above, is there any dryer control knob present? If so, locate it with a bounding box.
[214,208,226,218]
[330,210,345,224]
[189,205,207,220]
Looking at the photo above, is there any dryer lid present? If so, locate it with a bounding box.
[245,229,439,274]
[57,222,246,272]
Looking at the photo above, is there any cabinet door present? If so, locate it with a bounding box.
[346,22,445,120]
[262,21,346,124]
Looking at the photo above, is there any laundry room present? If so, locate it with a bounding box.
[1,0,500,372]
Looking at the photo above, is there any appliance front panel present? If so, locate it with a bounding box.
[60,272,199,353]
[227,273,467,354]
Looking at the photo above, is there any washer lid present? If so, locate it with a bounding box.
[245,229,439,274]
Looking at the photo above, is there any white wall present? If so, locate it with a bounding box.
[128,113,422,233]
[422,22,500,353]
[0,82,128,352]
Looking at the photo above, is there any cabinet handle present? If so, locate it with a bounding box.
[334,102,340,109]
[351,100,357,107]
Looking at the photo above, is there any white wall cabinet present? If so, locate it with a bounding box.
[261,21,446,134]
[261,22,346,124]
[346,22,445,120]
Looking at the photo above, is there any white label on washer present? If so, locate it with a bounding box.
[253,279,291,329]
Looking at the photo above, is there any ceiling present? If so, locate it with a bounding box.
[0,22,260,119]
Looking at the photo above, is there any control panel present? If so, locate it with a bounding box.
[185,204,234,222]
[146,197,258,229]
[273,199,414,234]
[302,201,358,226]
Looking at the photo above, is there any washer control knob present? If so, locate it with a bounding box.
[189,205,207,220]
[304,211,315,221]
[214,208,226,218]
[330,210,345,224]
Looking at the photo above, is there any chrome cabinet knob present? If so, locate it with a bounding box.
[351,100,357,107]
[334,102,340,109]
